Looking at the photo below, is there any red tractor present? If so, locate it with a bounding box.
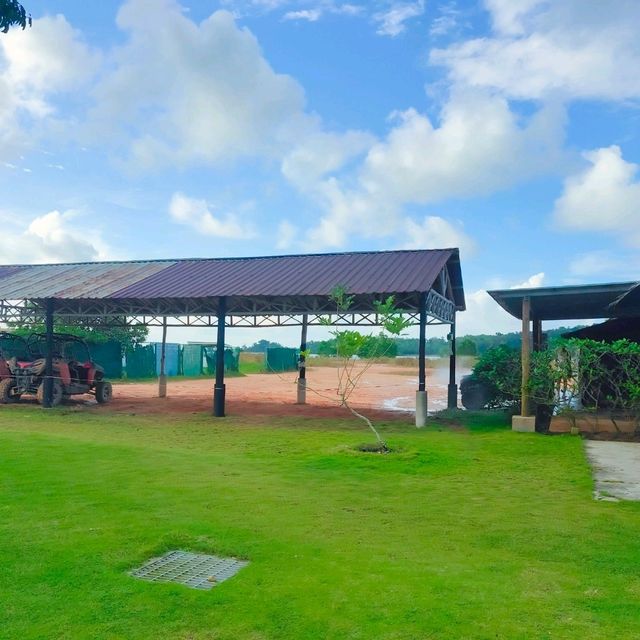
[0,332,32,402]
[0,333,113,406]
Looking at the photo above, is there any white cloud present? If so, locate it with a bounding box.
[457,272,545,335]
[401,216,476,256]
[283,9,322,21]
[431,0,640,101]
[281,129,374,190]
[276,220,298,250]
[169,192,256,239]
[304,91,565,248]
[0,14,99,162]
[1,210,112,264]
[554,146,640,247]
[374,1,424,37]
[88,0,311,169]
[569,249,640,281]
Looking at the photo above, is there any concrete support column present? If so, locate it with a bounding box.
[43,298,55,409]
[213,297,227,417]
[158,317,167,398]
[416,292,427,427]
[447,313,457,409]
[296,314,308,404]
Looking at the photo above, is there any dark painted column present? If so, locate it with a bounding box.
[213,297,227,417]
[296,314,308,404]
[447,313,457,409]
[43,298,55,409]
[532,318,543,352]
[418,293,427,392]
[416,292,428,427]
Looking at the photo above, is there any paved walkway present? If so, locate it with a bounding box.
[585,441,640,501]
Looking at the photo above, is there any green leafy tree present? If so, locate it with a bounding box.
[457,337,477,356]
[11,322,148,354]
[1,0,31,33]
[321,285,411,449]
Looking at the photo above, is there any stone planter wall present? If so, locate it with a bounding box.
[549,413,639,435]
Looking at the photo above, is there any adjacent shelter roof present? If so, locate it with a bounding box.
[0,249,465,321]
[488,282,638,321]
[563,317,640,342]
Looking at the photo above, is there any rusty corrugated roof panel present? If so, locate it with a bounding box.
[0,261,174,300]
[112,250,454,298]
[0,266,27,280]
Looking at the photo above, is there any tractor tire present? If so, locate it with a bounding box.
[95,381,113,404]
[0,378,20,404]
[36,380,63,407]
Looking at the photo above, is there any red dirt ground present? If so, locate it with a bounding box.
[101,361,470,420]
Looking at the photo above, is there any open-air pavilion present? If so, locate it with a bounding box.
[0,249,465,425]
[489,281,640,432]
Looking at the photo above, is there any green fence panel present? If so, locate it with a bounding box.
[203,347,239,374]
[88,341,123,379]
[154,343,180,376]
[182,344,204,376]
[266,347,299,372]
[125,345,156,379]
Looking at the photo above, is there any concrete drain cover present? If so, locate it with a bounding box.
[131,550,248,590]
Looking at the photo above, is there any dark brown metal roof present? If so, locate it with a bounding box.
[488,282,637,321]
[0,249,465,311]
[562,317,640,342]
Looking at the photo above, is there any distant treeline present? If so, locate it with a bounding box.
[242,327,582,358]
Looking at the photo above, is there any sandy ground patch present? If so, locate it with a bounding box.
[585,441,640,501]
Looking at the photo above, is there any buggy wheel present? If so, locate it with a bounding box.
[0,378,20,404]
[36,380,63,407]
[95,381,113,404]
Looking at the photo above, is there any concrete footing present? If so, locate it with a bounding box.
[296,378,306,404]
[512,415,536,432]
[158,374,167,398]
[416,390,428,428]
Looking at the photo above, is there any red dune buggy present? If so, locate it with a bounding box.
[1,333,112,406]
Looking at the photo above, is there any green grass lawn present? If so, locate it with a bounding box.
[1,408,639,639]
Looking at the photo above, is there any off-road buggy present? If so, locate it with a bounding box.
[0,332,32,402]
[1,333,112,406]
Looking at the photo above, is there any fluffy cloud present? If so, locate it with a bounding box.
[567,250,640,280]
[554,146,640,247]
[169,192,256,239]
[88,0,310,169]
[401,216,475,256]
[0,210,111,264]
[0,14,99,161]
[431,0,640,101]
[304,91,565,248]
[373,1,424,37]
[457,272,545,336]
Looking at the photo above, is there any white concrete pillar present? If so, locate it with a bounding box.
[416,390,428,428]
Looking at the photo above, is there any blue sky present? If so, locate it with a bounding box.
[1,0,639,344]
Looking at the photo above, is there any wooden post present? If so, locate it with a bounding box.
[213,297,227,417]
[296,314,308,404]
[447,313,457,409]
[158,317,167,398]
[416,292,428,427]
[521,296,531,417]
[43,298,55,409]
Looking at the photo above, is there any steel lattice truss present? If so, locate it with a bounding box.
[0,289,455,328]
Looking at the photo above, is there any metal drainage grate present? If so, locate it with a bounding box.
[131,550,248,590]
